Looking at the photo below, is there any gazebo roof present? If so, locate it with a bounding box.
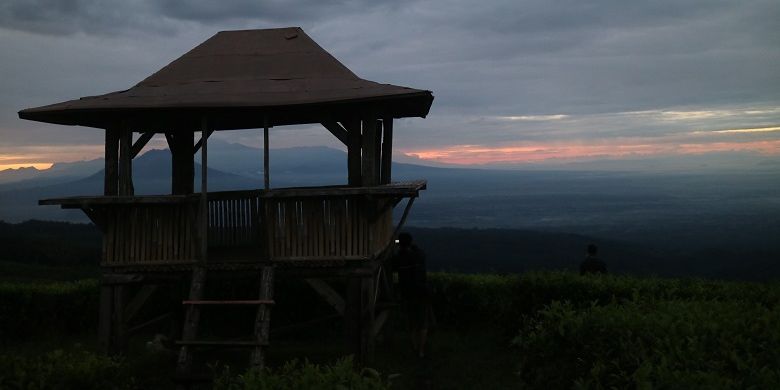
[18,27,434,131]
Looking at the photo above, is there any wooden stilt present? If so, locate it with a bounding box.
[113,285,128,354]
[344,274,377,366]
[344,277,362,362]
[98,283,114,353]
[361,276,377,363]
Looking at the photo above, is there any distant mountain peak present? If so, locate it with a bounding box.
[0,166,40,173]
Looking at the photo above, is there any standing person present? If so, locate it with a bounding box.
[580,243,607,275]
[393,232,433,358]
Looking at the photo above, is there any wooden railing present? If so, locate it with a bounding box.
[103,200,198,266]
[207,190,262,249]
[265,196,392,260]
[41,181,424,268]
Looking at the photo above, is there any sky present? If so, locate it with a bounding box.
[1,0,779,170]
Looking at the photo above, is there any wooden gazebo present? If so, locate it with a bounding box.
[19,27,433,375]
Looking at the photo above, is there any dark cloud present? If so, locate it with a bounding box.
[154,0,355,25]
[0,0,173,36]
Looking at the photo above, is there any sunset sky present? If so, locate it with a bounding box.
[1,0,778,170]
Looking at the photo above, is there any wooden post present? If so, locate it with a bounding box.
[344,275,376,366]
[98,282,114,353]
[345,118,362,186]
[169,132,195,195]
[374,120,383,183]
[200,120,209,263]
[113,285,128,354]
[344,277,362,362]
[361,118,378,187]
[104,128,119,196]
[118,126,134,196]
[380,117,393,185]
[264,117,270,190]
[361,276,376,363]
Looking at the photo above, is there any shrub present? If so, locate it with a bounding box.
[0,279,99,342]
[0,347,136,390]
[428,272,519,329]
[513,271,780,315]
[213,357,389,390]
[513,299,780,389]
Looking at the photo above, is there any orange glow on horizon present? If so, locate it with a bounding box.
[0,162,54,171]
[403,139,780,165]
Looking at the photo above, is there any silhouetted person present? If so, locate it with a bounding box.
[392,232,433,358]
[580,243,607,275]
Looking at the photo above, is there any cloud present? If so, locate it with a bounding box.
[0,0,778,168]
[708,126,780,134]
[0,0,171,36]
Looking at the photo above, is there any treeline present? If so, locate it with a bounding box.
[2,220,779,281]
[408,226,780,280]
[0,220,100,266]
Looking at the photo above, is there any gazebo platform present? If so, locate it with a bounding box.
[41,180,426,270]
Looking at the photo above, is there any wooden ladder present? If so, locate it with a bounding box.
[175,266,275,385]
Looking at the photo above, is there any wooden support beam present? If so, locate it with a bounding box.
[380,117,393,184]
[345,118,362,186]
[305,279,345,315]
[83,208,106,231]
[102,274,145,285]
[128,312,173,335]
[371,309,390,338]
[104,128,119,196]
[131,132,155,159]
[393,196,416,239]
[123,285,158,323]
[118,127,134,196]
[361,118,378,187]
[193,129,214,153]
[321,121,349,145]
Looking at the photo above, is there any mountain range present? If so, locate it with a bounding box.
[1,140,779,279]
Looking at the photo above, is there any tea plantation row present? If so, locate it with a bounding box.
[2,272,779,388]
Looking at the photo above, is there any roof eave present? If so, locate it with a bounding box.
[18,91,434,130]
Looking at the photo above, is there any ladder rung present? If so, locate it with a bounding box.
[182,299,275,305]
[176,340,268,347]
